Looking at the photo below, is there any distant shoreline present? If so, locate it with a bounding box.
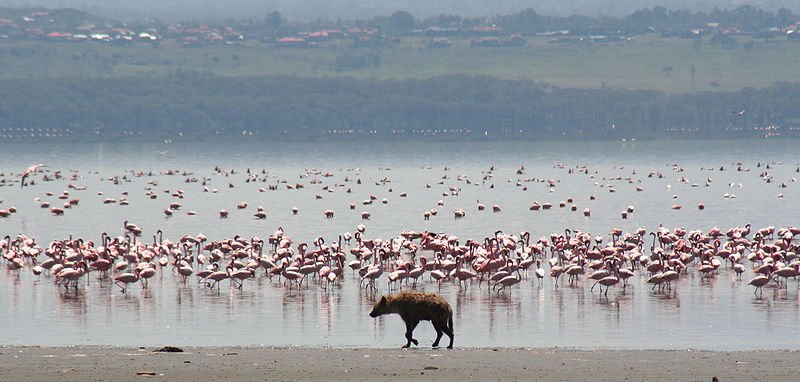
[0,134,796,144]
[2,346,798,381]
[1,75,796,140]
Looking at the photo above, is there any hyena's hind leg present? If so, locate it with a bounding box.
[403,319,420,348]
[443,314,454,349]
[431,318,446,348]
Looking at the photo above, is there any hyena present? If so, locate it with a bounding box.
[369,291,454,349]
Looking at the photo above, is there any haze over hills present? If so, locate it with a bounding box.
[2,3,799,140]
[2,0,799,21]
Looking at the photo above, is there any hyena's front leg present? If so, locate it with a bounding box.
[403,319,420,348]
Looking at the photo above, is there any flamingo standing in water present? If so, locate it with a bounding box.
[196,264,217,284]
[56,262,88,289]
[534,260,545,287]
[647,272,666,291]
[90,256,113,279]
[138,262,156,289]
[281,263,304,289]
[747,272,772,296]
[114,268,141,293]
[617,267,635,287]
[406,258,427,287]
[176,261,194,283]
[660,267,680,290]
[550,264,564,289]
[747,263,775,294]
[774,265,799,288]
[592,275,619,296]
[387,263,409,290]
[495,267,522,293]
[452,258,477,288]
[429,268,447,287]
[732,263,746,280]
[230,267,255,289]
[206,264,233,290]
[361,262,383,291]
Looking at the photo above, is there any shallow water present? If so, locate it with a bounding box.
[1,140,799,350]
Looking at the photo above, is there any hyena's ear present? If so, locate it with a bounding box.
[380,296,387,304]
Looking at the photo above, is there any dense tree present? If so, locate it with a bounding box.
[265,11,283,27]
[390,10,415,31]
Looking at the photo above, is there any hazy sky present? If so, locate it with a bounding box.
[1,1,797,21]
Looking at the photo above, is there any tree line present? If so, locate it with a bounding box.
[0,74,798,140]
[482,5,796,36]
[253,5,797,37]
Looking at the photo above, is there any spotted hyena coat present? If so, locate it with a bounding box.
[369,291,454,349]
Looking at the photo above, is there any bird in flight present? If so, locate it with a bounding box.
[21,164,46,188]
[732,109,746,117]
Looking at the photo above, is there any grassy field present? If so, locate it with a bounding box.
[1,34,798,92]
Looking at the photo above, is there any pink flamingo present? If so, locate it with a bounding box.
[592,275,619,296]
[138,263,156,289]
[550,265,564,288]
[206,265,233,289]
[387,263,410,290]
[494,267,522,293]
[406,258,427,287]
[90,257,112,278]
[361,264,383,290]
[281,264,304,289]
[534,260,545,287]
[660,268,680,290]
[774,264,799,288]
[647,272,667,291]
[176,262,194,283]
[56,262,88,289]
[196,263,217,284]
[618,267,635,287]
[114,268,141,293]
[747,272,773,296]
[230,267,255,289]
[452,258,477,288]
[732,263,746,279]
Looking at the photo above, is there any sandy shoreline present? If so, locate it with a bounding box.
[1,346,797,381]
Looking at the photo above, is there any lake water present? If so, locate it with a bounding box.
[1,139,799,350]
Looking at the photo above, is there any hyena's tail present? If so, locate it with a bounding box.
[448,312,454,333]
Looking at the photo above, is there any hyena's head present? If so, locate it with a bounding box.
[369,296,389,317]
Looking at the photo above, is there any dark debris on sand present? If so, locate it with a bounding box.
[153,346,184,353]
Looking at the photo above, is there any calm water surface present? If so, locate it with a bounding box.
[0,140,798,350]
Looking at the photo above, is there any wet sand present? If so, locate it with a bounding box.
[1,346,797,381]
